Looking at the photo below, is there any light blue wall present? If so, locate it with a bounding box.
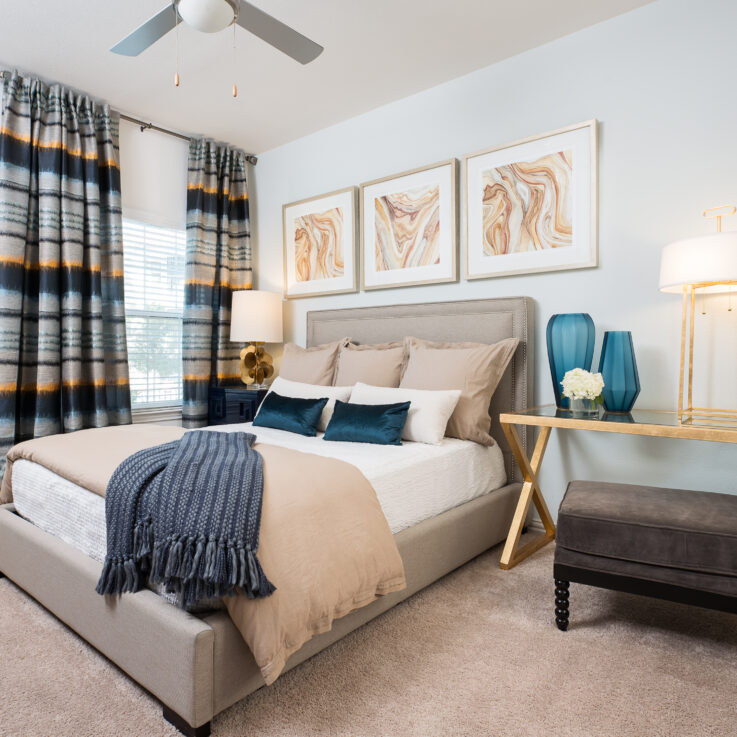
[253,0,737,516]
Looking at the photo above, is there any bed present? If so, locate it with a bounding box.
[0,296,533,736]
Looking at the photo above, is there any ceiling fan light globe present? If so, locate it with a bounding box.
[176,0,238,33]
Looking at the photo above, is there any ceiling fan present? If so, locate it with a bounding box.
[111,0,323,65]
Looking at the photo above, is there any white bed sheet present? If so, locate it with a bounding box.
[10,423,507,564]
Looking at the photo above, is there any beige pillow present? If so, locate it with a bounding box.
[399,336,519,446]
[279,338,350,386]
[334,342,406,387]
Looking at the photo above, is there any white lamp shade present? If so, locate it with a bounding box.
[230,290,283,343]
[177,0,236,33]
[659,232,737,293]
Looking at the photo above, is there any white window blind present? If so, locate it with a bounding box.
[123,218,186,409]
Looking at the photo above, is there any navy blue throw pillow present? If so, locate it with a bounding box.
[253,391,328,436]
[323,399,411,445]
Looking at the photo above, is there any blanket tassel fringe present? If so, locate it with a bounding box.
[96,518,274,605]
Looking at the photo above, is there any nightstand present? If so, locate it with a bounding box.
[208,386,268,425]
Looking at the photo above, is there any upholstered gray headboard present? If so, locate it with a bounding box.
[306,297,533,483]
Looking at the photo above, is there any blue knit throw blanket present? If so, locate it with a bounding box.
[95,430,275,608]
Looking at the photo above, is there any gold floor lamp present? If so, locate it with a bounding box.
[659,205,737,426]
[229,290,284,387]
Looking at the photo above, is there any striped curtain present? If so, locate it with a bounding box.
[0,72,131,471]
[183,138,252,428]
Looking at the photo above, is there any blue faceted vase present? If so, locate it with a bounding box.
[598,331,640,413]
[546,313,595,409]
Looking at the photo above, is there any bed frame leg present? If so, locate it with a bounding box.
[162,705,211,737]
[555,579,570,631]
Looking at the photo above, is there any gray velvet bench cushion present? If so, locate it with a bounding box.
[553,480,737,630]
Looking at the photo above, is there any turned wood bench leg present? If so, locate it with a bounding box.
[555,579,570,631]
[163,705,211,737]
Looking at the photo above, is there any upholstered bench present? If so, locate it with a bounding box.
[553,480,737,631]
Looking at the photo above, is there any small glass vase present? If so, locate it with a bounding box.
[598,330,640,413]
[568,397,599,418]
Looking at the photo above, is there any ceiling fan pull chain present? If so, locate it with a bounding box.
[174,2,181,87]
[232,20,238,98]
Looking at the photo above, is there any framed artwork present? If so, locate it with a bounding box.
[463,119,597,280]
[282,186,358,299]
[360,159,457,291]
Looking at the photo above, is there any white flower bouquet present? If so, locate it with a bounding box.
[561,368,604,404]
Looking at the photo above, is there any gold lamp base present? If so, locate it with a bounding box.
[239,342,274,386]
[680,409,737,428]
[677,281,737,429]
[672,206,737,430]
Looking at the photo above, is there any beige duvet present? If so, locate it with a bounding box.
[1,425,406,684]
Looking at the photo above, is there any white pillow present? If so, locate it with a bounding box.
[260,376,352,431]
[349,382,461,445]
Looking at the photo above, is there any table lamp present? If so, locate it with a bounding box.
[659,205,737,425]
[230,290,284,386]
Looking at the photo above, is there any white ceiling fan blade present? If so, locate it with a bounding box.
[111,6,177,56]
[236,1,323,65]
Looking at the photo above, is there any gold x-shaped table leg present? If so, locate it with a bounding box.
[499,423,556,570]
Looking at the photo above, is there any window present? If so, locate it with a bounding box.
[123,219,186,409]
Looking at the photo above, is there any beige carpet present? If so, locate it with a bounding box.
[1,542,736,737]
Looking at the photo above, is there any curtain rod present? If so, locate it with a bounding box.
[120,113,191,142]
[0,71,258,165]
[119,114,258,165]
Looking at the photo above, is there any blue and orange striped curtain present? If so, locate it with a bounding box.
[182,138,252,428]
[0,73,131,471]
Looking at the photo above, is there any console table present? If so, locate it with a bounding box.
[498,406,737,571]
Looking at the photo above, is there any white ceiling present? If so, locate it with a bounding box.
[0,0,653,154]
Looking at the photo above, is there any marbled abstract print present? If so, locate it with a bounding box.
[374,185,440,271]
[481,149,573,256]
[293,207,344,281]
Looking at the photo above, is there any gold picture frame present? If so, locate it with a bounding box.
[360,159,458,291]
[282,186,358,299]
[463,120,598,280]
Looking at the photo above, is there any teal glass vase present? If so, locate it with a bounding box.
[546,313,595,409]
[598,331,640,413]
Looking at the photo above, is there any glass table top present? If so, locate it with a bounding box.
[510,405,684,427]
[501,405,737,440]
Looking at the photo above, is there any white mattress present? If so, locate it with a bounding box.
[11,423,507,564]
